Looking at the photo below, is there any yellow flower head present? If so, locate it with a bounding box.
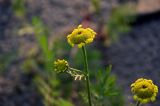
[131,78,158,104]
[54,59,69,73]
[67,25,96,48]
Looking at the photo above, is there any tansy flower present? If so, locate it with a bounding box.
[53,59,85,80]
[54,59,69,73]
[67,25,96,48]
[131,78,158,104]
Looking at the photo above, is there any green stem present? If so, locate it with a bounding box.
[136,101,140,106]
[69,67,85,74]
[82,46,92,106]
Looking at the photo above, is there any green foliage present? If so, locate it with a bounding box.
[74,47,124,106]
[12,0,26,17]
[21,58,74,106]
[90,0,101,13]
[21,58,37,73]
[107,4,136,42]
[32,17,54,72]
[55,99,74,106]
[73,46,102,71]
[33,75,73,106]
[0,52,17,73]
[92,65,124,106]
[31,17,74,106]
[32,17,49,53]
[7,15,74,106]
[53,38,71,58]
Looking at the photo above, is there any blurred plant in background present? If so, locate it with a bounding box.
[12,0,26,18]
[0,52,17,74]
[90,0,101,14]
[32,17,80,106]
[106,4,136,44]
[20,17,74,106]
[87,0,137,46]
[12,0,74,106]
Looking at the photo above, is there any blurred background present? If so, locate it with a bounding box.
[0,0,160,106]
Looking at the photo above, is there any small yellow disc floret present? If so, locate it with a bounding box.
[67,25,96,48]
[131,78,158,104]
[54,59,69,73]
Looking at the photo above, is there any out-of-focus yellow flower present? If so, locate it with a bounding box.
[131,78,158,104]
[54,59,69,73]
[67,25,96,48]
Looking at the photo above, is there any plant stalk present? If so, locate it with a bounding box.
[82,46,92,106]
[136,101,140,106]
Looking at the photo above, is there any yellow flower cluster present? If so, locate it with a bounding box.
[53,59,85,80]
[131,78,158,104]
[54,59,69,73]
[67,25,96,48]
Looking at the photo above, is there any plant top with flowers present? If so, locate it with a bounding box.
[67,25,96,48]
[53,24,159,106]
